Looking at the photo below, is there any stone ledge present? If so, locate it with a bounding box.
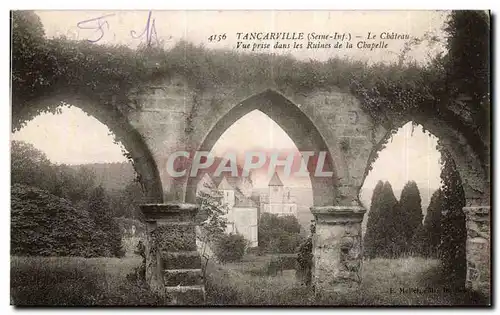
[165,285,206,305]
[141,203,199,221]
[141,203,199,213]
[311,206,366,224]
[164,269,203,286]
[463,206,490,220]
[162,251,202,269]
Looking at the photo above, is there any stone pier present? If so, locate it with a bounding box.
[310,206,366,296]
[140,203,205,305]
[463,206,490,298]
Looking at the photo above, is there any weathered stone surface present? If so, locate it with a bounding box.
[162,251,202,269]
[311,206,365,296]
[141,202,205,305]
[463,206,490,298]
[152,225,197,252]
[144,221,164,296]
[164,269,203,286]
[165,285,206,305]
[128,79,489,301]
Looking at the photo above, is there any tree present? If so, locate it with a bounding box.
[258,213,303,254]
[399,181,424,254]
[444,11,490,108]
[107,180,144,219]
[11,140,56,192]
[439,149,466,284]
[11,184,100,257]
[381,181,405,258]
[214,233,247,263]
[196,188,228,242]
[87,185,124,257]
[53,165,96,203]
[363,180,385,258]
[443,11,490,158]
[413,189,443,257]
[364,181,406,258]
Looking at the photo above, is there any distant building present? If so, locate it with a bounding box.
[260,172,298,217]
[197,173,259,248]
[196,170,299,248]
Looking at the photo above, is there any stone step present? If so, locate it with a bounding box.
[165,285,206,305]
[162,251,202,269]
[164,268,203,286]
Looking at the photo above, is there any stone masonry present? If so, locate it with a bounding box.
[310,206,366,296]
[33,75,489,303]
[141,203,205,305]
[463,206,490,298]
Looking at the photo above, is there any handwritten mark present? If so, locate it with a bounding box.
[77,13,115,43]
[130,11,159,47]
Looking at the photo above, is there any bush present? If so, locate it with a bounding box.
[258,213,304,254]
[11,183,125,258]
[11,184,100,257]
[214,233,247,263]
[296,237,313,285]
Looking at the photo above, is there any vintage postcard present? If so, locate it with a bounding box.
[10,10,491,306]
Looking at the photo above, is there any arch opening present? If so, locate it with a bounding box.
[11,103,150,258]
[12,95,163,203]
[359,120,467,284]
[185,89,338,209]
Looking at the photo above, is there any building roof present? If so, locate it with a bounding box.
[268,172,284,186]
[217,176,234,190]
[234,197,258,208]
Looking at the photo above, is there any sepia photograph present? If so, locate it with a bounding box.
[9,9,491,306]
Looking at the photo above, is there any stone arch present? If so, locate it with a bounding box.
[184,89,339,207]
[358,115,489,206]
[12,92,164,203]
[357,114,490,296]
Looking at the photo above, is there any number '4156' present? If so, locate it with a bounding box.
[208,34,227,42]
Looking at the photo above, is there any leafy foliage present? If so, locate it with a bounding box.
[444,11,490,137]
[439,149,466,284]
[11,140,56,192]
[363,181,384,259]
[258,213,303,254]
[399,181,424,254]
[214,233,247,263]
[364,181,406,258]
[296,233,313,285]
[11,141,129,257]
[197,188,228,242]
[87,185,125,257]
[412,189,443,258]
[11,184,100,257]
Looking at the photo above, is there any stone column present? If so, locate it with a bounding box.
[140,203,205,305]
[310,206,366,296]
[463,206,490,297]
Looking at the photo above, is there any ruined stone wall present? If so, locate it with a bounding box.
[128,76,386,206]
[464,206,490,297]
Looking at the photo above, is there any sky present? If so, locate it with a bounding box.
[11,10,443,193]
[34,10,448,64]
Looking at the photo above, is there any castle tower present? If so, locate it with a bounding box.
[268,172,284,214]
[218,176,235,209]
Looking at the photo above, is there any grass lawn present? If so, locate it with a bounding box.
[11,255,488,306]
[10,256,162,306]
